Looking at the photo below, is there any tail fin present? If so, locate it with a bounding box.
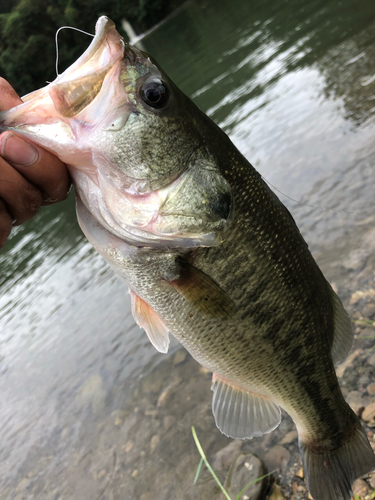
[299,417,375,500]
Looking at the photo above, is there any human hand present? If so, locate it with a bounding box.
[0,78,71,249]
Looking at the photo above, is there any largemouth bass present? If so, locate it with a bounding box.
[1,17,374,500]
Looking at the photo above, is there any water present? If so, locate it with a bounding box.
[1,0,375,498]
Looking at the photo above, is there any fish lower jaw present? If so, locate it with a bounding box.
[103,217,224,249]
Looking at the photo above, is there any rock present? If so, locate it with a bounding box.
[295,467,304,479]
[367,353,375,367]
[199,366,210,375]
[123,440,134,453]
[280,430,298,445]
[292,481,298,494]
[157,379,181,407]
[227,453,266,500]
[350,289,375,305]
[150,434,160,454]
[163,415,176,431]
[76,374,106,412]
[367,382,375,395]
[336,349,361,378]
[352,478,369,497]
[363,303,375,319]
[358,374,370,386]
[346,390,365,413]
[362,402,375,426]
[131,469,138,478]
[341,249,367,271]
[212,440,242,470]
[173,349,187,365]
[369,473,375,488]
[97,469,106,480]
[144,409,158,417]
[264,445,290,473]
[267,484,287,500]
[78,374,103,397]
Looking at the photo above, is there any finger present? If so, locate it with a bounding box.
[0,78,23,111]
[0,132,71,204]
[0,199,13,248]
[0,156,42,225]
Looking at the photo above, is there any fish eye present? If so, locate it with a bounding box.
[141,80,169,109]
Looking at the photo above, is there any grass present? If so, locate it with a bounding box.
[192,426,274,500]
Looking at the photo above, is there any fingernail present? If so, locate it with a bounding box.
[1,133,39,166]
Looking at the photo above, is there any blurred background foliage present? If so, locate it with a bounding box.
[0,0,185,97]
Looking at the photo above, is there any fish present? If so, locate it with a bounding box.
[0,16,374,500]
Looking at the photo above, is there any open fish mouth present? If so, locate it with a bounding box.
[0,16,233,249]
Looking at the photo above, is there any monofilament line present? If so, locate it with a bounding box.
[55,26,95,77]
[262,177,360,215]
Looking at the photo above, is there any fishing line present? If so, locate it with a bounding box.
[55,26,95,77]
[262,177,360,215]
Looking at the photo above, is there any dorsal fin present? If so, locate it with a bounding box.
[211,374,281,439]
[328,284,354,366]
[130,291,170,353]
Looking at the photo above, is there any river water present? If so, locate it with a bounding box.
[1,0,375,498]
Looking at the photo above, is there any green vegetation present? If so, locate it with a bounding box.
[0,0,185,96]
[192,426,274,500]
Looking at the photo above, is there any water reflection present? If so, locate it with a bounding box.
[1,0,375,497]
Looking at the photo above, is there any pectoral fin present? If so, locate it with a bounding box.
[171,259,237,320]
[211,374,281,439]
[130,291,170,353]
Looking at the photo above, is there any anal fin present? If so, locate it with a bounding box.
[211,374,281,439]
[130,291,170,353]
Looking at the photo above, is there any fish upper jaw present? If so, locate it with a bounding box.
[0,16,128,164]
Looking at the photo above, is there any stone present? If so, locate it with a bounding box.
[362,402,375,426]
[358,374,370,386]
[336,349,361,378]
[367,382,375,395]
[341,249,367,271]
[123,440,134,453]
[367,353,375,367]
[212,440,242,470]
[362,303,375,319]
[173,349,187,365]
[352,478,369,497]
[280,430,298,445]
[150,434,160,453]
[267,484,287,500]
[346,390,365,413]
[98,469,107,480]
[369,473,375,488]
[295,467,304,479]
[78,374,103,397]
[350,289,375,305]
[76,374,106,412]
[157,379,181,407]
[163,415,176,431]
[227,453,266,500]
[199,366,210,375]
[264,445,290,473]
[131,469,138,478]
